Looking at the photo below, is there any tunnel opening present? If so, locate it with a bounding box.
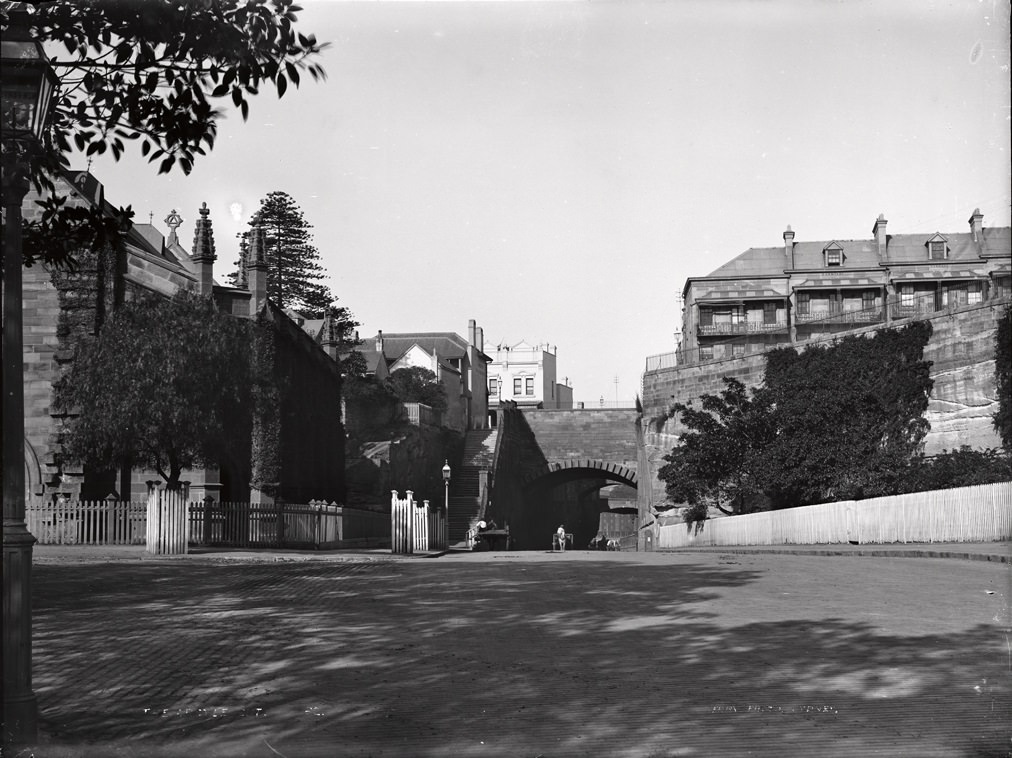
[503,465,638,551]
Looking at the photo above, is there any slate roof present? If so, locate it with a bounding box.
[704,247,787,278]
[698,226,1010,280]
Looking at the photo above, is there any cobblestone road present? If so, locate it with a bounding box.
[15,550,1012,757]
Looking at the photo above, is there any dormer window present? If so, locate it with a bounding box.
[824,243,844,267]
[926,234,948,260]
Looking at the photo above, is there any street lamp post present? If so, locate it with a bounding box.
[441,459,451,515]
[2,8,59,745]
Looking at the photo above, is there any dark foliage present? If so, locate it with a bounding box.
[384,367,448,412]
[658,378,775,516]
[900,447,1011,492]
[55,291,252,488]
[994,304,1012,453]
[761,321,934,505]
[4,1,326,267]
[660,322,936,515]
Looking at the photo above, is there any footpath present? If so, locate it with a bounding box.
[659,540,1011,563]
[32,539,1012,564]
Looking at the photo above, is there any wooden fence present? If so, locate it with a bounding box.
[27,498,389,550]
[146,483,188,554]
[26,497,146,545]
[188,500,388,549]
[390,490,447,554]
[656,482,1012,549]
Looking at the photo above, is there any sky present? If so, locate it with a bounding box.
[86,0,1011,406]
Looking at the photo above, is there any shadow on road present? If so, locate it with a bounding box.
[24,556,1010,757]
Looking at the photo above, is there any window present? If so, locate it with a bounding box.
[525,377,534,396]
[797,292,810,315]
[862,290,876,312]
[900,285,914,307]
[699,346,714,362]
[729,306,745,324]
[825,245,843,266]
[489,377,498,394]
[731,342,745,358]
[828,292,842,314]
[968,282,982,305]
[699,308,713,327]
[763,302,778,324]
[929,241,946,260]
[513,378,522,396]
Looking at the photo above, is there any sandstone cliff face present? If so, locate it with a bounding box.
[638,301,1007,523]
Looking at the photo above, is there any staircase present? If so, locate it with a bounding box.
[448,428,498,546]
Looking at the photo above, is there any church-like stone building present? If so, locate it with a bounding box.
[21,171,345,504]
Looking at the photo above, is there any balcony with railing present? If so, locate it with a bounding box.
[794,308,884,326]
[697,320,789,336]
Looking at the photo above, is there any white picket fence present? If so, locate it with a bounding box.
[390,490,448,554]
[657,482,1012,548]
[27,495,389,550]
[25,497,146,545]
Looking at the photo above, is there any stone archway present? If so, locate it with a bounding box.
[521,459,638,490]
[511,460,638,549]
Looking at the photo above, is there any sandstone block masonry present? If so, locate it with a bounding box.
[638,299,1008,521]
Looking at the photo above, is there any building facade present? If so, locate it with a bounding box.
[679,209,1011,364]
[487,341,574,417]
[361,320,491,432]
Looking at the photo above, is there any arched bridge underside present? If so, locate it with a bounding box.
[521,459,637,491]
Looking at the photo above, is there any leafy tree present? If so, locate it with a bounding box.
[657,378,775,517]
[659,322,936,513]
[54,291,252,489]
[385,367,448,412]
[900,447,1011,493]
[235,191,334,317]
[762,322,934,505]
[4,1,326,267]
[994,304,1012,453]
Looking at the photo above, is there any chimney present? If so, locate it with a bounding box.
[873,214,888,259]
[968,208,984,245]
[246,222,269,317]
[783,225,795,268]
[477,326,483,354]
[191,202,216,296]
[375,330,383,353]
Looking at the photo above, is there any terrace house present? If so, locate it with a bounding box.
[681,209,1011,364]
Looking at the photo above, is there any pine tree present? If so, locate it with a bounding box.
[233,191,334,318]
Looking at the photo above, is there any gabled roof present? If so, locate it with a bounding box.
[376,333,469,361]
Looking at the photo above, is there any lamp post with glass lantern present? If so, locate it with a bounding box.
[441,459,451,515]
[2,6,59,745]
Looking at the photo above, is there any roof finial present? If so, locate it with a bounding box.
[164,209,183,245]
[191,202,216,263]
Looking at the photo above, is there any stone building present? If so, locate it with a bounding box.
[21,170,345,504]
[679,209,1010,364]
[487,341,574,418]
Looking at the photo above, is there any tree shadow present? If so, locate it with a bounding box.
[25,556,1011,757]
